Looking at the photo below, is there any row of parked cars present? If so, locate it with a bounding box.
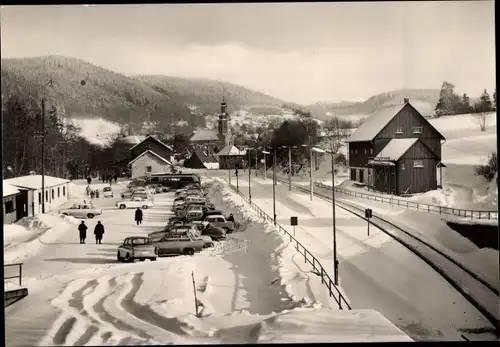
[116,182,239,262]
[115,181,156,209]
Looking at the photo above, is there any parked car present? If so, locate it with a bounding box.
[60,203,103,219]
[185,209,204,222]
[204,214,236,233]
[117,236,157,262]
[188,221,226,241]
[116,196,154,209]
[102,186,114,198]
[153,233,204,256]
[168,216,187,224]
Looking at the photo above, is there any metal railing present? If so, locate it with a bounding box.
[4,263,23,287]
[226,182,351,310]
[314,182,498,220]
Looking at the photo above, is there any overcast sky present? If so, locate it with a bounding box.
[0,2,495,104]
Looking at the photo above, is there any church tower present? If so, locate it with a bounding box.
[218,96,230,146]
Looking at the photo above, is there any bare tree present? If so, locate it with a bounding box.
[476,113,487,131]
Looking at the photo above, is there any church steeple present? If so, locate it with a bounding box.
[218,96,230,146]
[221,96,227,116]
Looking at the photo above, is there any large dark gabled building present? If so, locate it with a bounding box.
[346,98,446,195]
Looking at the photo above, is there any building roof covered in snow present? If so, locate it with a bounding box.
[190,129,221,142]
[217,145,245,156]
[347,101,445,143]
[129,135,173,152]
[347,104,405,142]
[5,175,70,190]
[3,182,21,197]
[374,138,419,161]
[128,150,172,166]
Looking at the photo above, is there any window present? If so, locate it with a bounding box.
[395,126,404,134]
[401,163,406,170]
[364,149,367,155]
[413,160,424,168]
[354,149,357,154]
[38,192,42,204]
[370,148,373,155]
[63,186,66,196]
[52,189,55,199]
[350,149,353,155]
[45,191,49,201]
[58,187,60,197]
[5,200,14,213]
[413,126,423,134]
[146,166,152,173]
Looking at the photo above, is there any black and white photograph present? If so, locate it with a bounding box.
[1,2,498,345]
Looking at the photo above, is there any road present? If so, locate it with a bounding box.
[234,175,496,341]
[4,187,302,345]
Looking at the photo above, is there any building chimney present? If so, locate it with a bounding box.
[403,98,409,104]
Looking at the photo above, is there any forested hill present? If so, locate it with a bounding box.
[1,55,286,132]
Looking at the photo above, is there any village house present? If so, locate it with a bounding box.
[183,150,220,170]
[3,182,21,224]
[4,174,71,216]
[128,150,173,179]
[129,135,173,162]
[346,98,446,195]
[216,145,245,169]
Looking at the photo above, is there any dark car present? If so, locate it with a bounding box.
[168,216,187,224]
[200,222,226,241]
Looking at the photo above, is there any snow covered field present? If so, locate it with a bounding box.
[231,175,498,341]
[5,177,412,345]
[63,117,122,147]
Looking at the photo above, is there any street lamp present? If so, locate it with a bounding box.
[326,149,339,285]
[301,145,325,201]
[273,147,277,225]
[261,150,270,180]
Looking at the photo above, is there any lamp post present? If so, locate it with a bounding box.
[262,150,270,180]
[247,149,252,204]
[327,150,339,285]
[273,147,277,225]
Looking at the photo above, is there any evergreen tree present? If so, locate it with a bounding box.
[434,81,461,116]
[474,89,493,113]
[458,93,474,114]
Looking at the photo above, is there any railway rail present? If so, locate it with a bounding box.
[277,178,499,335]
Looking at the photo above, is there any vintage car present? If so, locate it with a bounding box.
[60,202,103,219]
[167,216,187,225]
[153,233,205,256]
[204,214,236,233]
[116,196,154,209]
[102,186,114,198]
[187,221,226,241]
[184,209,204,222]
[117,236,157,262]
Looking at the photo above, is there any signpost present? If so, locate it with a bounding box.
[290,216,298,237]
[235,165,239,193]
[365,208,372,236]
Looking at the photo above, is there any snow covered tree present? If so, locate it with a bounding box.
[457,93,474,114]
[434,81,461,117]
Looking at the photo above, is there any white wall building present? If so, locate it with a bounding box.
[4,175,70,216]
[129,150,172,179]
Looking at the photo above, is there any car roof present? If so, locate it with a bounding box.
[126,236,150,240]
[206,214,224,218]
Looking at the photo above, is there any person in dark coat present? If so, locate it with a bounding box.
[135,207,143,225]
[227,213,235,222]
[87,176,92,185]
[78,221,87,244]
[114,175,118,183]
[94,221,105,244]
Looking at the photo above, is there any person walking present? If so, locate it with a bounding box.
[113,174,118,183]
[135,207,143,225]
[94,221,105,244]
[78,221,88,244]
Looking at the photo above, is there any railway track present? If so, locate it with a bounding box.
[278,179,500,335]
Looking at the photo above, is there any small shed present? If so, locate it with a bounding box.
[184,151,219,169]
[3,182,21,224]
[217,145,245,169]
[128,150,172,179]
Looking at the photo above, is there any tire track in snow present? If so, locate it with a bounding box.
[289,252,317,304]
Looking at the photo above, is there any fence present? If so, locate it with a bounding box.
[314,182,498,220]
[4,263,23,287]
[225,181,351,310]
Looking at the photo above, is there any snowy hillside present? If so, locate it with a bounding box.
[63,117,122,147]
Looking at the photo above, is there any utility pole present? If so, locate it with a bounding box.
[41,99,46,213]
[288,147,292,191]
[273,148,277,225]
[248,149,252,203]
[309,146,313,201]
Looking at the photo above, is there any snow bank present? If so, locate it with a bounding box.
[202,177,337,310]
[4,214,78,264]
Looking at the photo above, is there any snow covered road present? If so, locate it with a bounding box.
[7,182,382,345]
[233,175,497,341]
